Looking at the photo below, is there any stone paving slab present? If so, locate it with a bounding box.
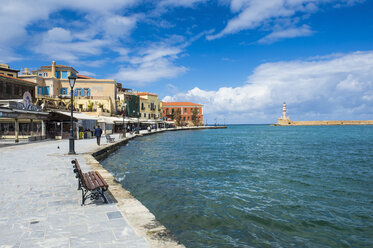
[0,133,149,248]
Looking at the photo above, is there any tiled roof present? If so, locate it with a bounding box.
[0,74,36,85]
[162,102,203,106]
[136,92,158,96]
[38,65,78,72]
[77,74,94,79]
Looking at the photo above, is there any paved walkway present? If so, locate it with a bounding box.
[0,133,150,248]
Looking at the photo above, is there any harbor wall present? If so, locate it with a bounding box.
[84,126,226,248]
[276,120,373,126]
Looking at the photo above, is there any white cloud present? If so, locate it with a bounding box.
[34,27,110,63]
[163,50,373,123]
[158,0,206,8]
[78,70,97,77]
[207,0,361,41]
[0,0,138,62]
[112,40,188,85]
[258,25,313,44]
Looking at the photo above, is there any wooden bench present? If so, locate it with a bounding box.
[105,134,115,143]
[71,159,109,205]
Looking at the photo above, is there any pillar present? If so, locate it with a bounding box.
[30,119,34,137]
[15,119,19,143]
[41,120,46,139]
[51,61,56,78]
[61,122,63,138]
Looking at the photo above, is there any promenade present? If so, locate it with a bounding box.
[0,126,225,248]
[0,132,150,248]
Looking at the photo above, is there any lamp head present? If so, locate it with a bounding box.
[68,74,77,88]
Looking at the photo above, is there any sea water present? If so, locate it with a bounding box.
[101,125,373,247]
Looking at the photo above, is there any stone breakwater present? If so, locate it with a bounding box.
[85,126,226,248]
[274,120,373,126]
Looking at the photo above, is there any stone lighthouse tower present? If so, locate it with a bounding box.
[277,102,291,125]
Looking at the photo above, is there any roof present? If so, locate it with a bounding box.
[0,67,19,73]
[36,64,78,73]
[136,92,158,97]
[77,74,94,79]
[162,102,203,107]
[0,74,37,86]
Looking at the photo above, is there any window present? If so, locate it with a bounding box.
[183,117,185,121]
[172,109,174,114]
[7,74,13,77]
[38,72,43,77]
[62,71,67,79]
[148,114,151,119]
[56,71,61,78]
[37,86,43,95]
[60,88,68,95]
[166,108,169,114]
[84,88,90,96]
[43,72,48,77]
[185,108,187,114]
[43,86,50,95]
[144,113,146,117]
[188,117,190,120]
[141,102,145,110]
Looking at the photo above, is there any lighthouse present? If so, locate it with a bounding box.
[277,102,291,125]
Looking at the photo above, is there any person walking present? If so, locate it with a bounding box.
[94,125,103,145]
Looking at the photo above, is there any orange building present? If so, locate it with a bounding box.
[162,102,203,126]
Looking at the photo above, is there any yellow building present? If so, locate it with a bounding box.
[20,61,119,116]
[0,64,19,78]
[136,92,163,122]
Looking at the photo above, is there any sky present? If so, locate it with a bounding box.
[1,0,373,124]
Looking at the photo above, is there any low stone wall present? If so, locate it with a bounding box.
[276,120,373,126]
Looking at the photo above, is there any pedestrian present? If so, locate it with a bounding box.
[94,125,103,145]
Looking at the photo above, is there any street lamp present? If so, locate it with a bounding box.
[121,104,127,139]
[68,74,77,155]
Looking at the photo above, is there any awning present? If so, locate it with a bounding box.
[53,110,99,120]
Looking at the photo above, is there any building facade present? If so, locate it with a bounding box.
[0,64,19,77]
[136,92,163,122]
[117,88,140,118]
[20,61,119,116]
[162,102,203,126]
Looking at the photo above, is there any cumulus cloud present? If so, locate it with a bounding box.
[163,50,373,123]
[112,44,187,86]
[33,27,110,64]
[0,0,137,62]
[207,0,361,41]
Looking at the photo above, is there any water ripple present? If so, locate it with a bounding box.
[101,125,373,248]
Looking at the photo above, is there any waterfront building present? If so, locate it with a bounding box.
[0,63,19,77]
[162,102,203,126]
[19,61,119,116]
[136,92,163,125]
[0,64,48,142]
[117,87,140,118]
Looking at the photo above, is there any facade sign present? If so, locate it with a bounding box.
[23,91,32,110]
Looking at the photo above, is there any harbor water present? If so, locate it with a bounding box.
[101,125,373,247]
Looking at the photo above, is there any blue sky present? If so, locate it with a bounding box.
[2,0,373,124]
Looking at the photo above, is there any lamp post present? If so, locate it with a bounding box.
[121,104,127,139]
[68,74,77,155]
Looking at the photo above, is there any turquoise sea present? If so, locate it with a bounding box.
[101,125,373,247]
